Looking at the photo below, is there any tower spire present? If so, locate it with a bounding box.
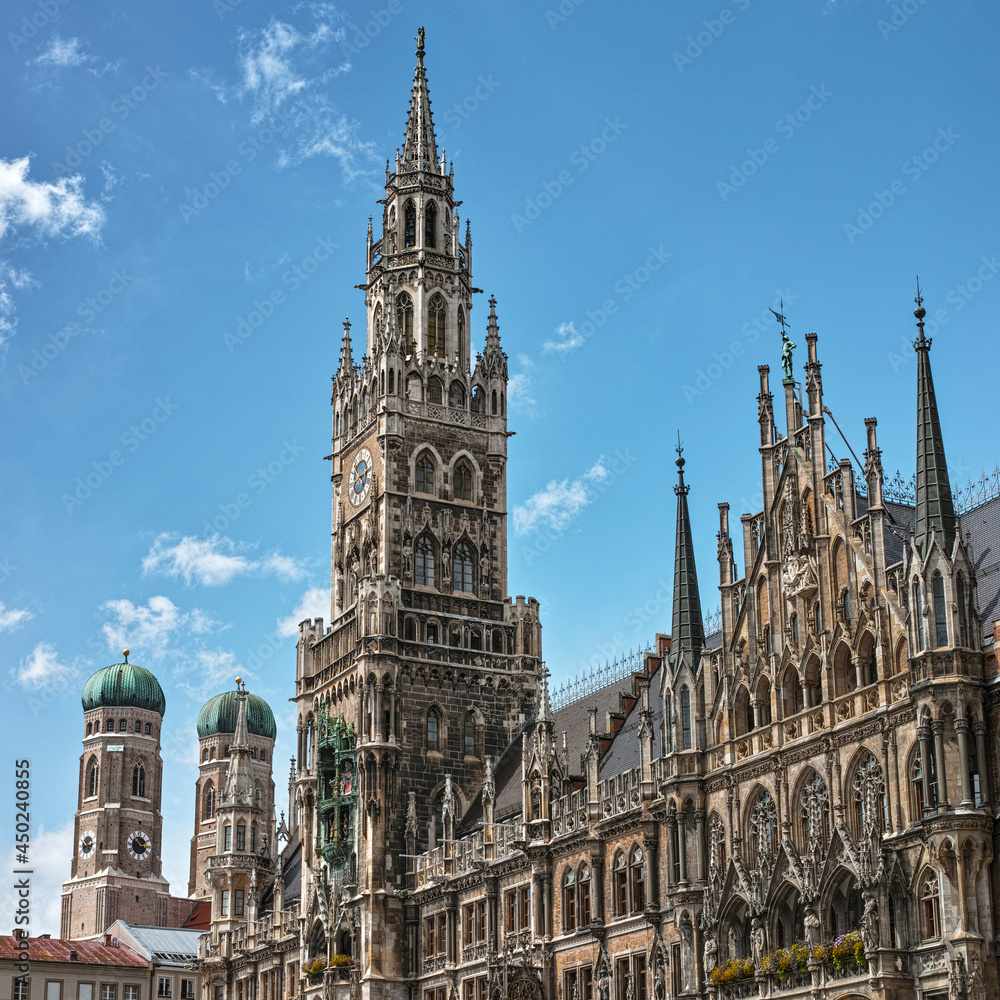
[401,26,438,169]
[337,318,354,377]
[670,435,704,671]
[223,677,256,809]
[912,280,957,557]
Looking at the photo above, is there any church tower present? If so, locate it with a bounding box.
[61,651,170,938]
[292,29,542,998]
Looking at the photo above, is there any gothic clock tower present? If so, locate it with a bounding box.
[292,29,542,998]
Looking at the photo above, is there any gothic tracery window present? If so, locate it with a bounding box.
[933,574,948,648]
[404,200,416,248]
[852,752,887,837]
[203,781,216,821]
[629,845,646,912]
[747,790,778,867]
[562,866,577,932]
[428,295,446,358]
[87,759,99,798]
[798,772,830,852]
[425,201,437,248]
[709,816,727,880]
[680,687,692,750]
[396,292,414,354]
[132,761,146,798]
[454,461,473,501]
[613,851,628,916]
[920,872,941,939]
[416,454,435,494]
[426,709,440,752]
[415,535,435,587]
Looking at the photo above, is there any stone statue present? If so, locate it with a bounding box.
[703,932,719,972]
[804,906,821,948]
[750,917,766,969]
[780,330,796,380]
[861,893,879,957]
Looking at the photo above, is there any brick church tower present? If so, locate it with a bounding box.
[290,28,542,998]
[61,651,170,938]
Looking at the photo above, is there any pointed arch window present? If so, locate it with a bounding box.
[798,773,830,852]
[454,461,473,501]
[424,201,437,248]
[747,791,777,868]
[613,851,628,916]
[203,781,216,821]
[914,581,925,649]
[852,752,887,837]
[562,866,577,932]
[87,760,99,798]
[464,713,476,756]
[933,574,948,647]
[403,200,416,248]
[453,541,475,593]
[426,709,440,752]
[470,385,484,413]
[372,302,382,338]
[448,381,465,409]
[680,687,692,750]
[428,296,446,358]
[415,535,435,587]
[415,453,435,494]
[790,612,799,645]
[920,873,940,939]
[629,845,646,912]
[132,761,146,798]
[910,754,925,820]
[458,307,465,354]
[957,575,968,646]
[578,863,592,926]
[396,292,414,354]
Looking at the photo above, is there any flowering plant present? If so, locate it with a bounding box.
[304,958,327,975]
[709,958,755,985]
[758,944,809,982]
[329,954,351,967]
[828,931,865,972]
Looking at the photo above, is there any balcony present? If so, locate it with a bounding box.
[712,962,871,1000]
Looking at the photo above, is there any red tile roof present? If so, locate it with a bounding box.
[182,900,211,931]
[0,935,148,967]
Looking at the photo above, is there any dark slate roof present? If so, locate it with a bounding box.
[960,494,1000,635]
[598,673,664,780]
[705,629,723,651]
[883,500,916,567]
[459,722,529,832]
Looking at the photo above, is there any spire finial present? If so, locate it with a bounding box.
[415,25,425,60]
[122,648,130,662]
[770,299,796,380]
[914,276,928,346]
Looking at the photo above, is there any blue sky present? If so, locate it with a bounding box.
[1,1,997,932]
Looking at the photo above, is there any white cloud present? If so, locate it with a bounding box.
[142,533,307,587]
[0,156,105,243]
[0,600,32,632]
[238,20,309,120]
[0,261,36,347]
[100,595,218,651]
[14,641,77,689]
[277,586,331,637]
[34,36,90,68]
[543,321,585,356]
[507,354,537,409]
[0,820,73,935]
[513,459,611,535]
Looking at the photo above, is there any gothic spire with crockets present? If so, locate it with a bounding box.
[670,434,704,672]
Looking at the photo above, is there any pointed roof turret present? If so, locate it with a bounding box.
[222,677,258,812]
[670,436,704,671]
[912,280,957,557]
[401,27,438,169]
[337,318,354,377]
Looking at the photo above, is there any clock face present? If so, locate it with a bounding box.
[79,830,96,859]
[348,448,373,507]
[127,830,152,860]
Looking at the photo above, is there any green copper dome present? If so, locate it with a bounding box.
[197,690,277,741]
[82,660,166,716]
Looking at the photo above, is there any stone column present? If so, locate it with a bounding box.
[695,809,707,883]
[678,812,689,886]
[955,718,974,807]
[666,816,677,890]
[590,849,606,924]
[932,720,949,811]
[644,831,661,908]
[918,725,933,815]
[975,723,990,808]
[881,736,895,834]
[889,730,903,831]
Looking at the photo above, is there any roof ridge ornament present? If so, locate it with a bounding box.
[770,299,796,381]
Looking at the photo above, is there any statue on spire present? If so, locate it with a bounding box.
[770,300,796,380]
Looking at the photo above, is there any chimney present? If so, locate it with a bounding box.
[70,949,78,961]
[104,933,113,947]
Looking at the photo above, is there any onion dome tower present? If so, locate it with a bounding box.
[188,683,276,898]
[61,650,169,939]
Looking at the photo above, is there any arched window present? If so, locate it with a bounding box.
[454,461,473,501]
[236,823,246,851]
[491,390,498,415]
[449,381,465,409]
[914,581,925,650]
[453,541,475,593]
[798,773,830,852]
[415,453,435,493]
[396,292,414,354]
[415,535,435,587]
[492,630,504,653]
[87,760,99,798]
[464,714,476,756]
[470,385,484,413]
[790,612,799,645]
[428,296,446,358]
[403,200,416,247]
[957,576,968,646]
[388,368,395,394]
[427,376,443,405]
[833,642,855,697]
[859,631,878,685]
[920,873,940,939]
[629,845,646,912]
[203,781,216,821]
[404,617,416,641]
[734,685,752,737]
[458,308,465,356]
[106,719,114,732]
[424,201,437,248]
[612,851,628,916]
[578,863,592,925]
[132,761,146,798]
[933,574,948,647]
[782,666,804,716]
[562,867,577,932]
[426,709,440,751]
[680,687,692,750]
[86,722,92,736]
